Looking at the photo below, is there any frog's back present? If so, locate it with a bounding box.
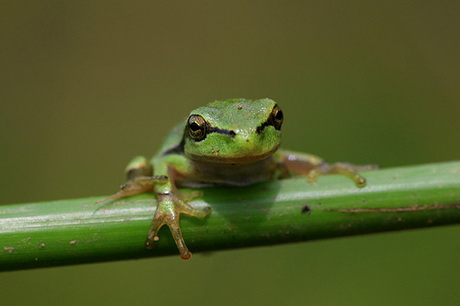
[154,121,185,158]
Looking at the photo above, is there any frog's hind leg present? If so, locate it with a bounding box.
[279,150,378,187]
[145,193,211,260]
[306,162,377,187]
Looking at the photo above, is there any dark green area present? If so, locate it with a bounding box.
[0,1,459,305]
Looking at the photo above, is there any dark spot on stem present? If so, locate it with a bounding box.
[302,205,311,215]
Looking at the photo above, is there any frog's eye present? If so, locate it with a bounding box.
[187,114,207,141]
[256,104,284,134]
[270,104,283,130]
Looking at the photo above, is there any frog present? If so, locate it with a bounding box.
[96,98,376,260]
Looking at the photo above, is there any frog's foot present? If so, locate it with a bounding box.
[145,193,211,260]
[307,162,378,188]
[94,176,168,205]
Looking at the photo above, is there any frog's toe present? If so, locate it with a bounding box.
[174,194,211,217]
[145,214,165,250]
[330,163,368,188]
[166,219,192,260]
[306,169,320,183]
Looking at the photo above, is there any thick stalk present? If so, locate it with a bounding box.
[0,161,459,271]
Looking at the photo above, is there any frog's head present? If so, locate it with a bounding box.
[183,98,283,163]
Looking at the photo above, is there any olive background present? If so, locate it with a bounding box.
[1,2,459,305]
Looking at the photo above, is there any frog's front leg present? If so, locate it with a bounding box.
[147,159,211,260]
[278,150,378,187]
[145,184,210,260]
[94,156,167,204]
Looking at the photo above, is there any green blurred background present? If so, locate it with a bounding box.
[1,1,459,305]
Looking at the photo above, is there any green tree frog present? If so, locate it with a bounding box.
[96,98,376,260]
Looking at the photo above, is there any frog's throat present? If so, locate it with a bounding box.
[186,144,280,164]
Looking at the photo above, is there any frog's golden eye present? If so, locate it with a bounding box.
[270,104,283,130]
[256,104,284,134]
[187,114,207,141]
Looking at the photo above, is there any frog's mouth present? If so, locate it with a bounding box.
[186,143,280,164]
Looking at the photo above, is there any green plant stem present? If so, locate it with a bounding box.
[1,161,459,271]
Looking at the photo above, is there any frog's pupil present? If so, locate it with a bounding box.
[275,110,283,120]
[190,122,200,131]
